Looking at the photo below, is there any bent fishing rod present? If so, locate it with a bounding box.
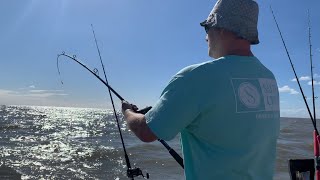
[271,7,320,179]
[56,53,184,173]
[57,52,148,179]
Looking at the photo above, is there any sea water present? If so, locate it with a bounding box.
[0,105,315,179]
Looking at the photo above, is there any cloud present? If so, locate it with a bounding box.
[25,90,67,97]
[314,74,320,79]
[292,76,311,82]
[278,85,299,94]
[307,81,320,86]
[29,90,49,93]
[281,108,310,118]
[19,85,36,90]
[0,88,69,107]
[0,88,67,98]
[300,76,311,81]
[0,89,16,95]
[29,90,64,93]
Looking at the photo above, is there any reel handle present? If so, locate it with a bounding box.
[127,167,149,179]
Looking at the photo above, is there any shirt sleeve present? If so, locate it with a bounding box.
[145,69,202,141]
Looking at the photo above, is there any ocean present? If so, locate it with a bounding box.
[0,105,315,179]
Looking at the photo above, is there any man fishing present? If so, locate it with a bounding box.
[122,0,280,179]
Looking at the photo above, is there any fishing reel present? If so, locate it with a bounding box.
[127,167,149,179]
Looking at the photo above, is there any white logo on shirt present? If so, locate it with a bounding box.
[238,82,261,108]
[231,78,279,113]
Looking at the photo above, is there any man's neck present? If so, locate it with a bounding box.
[221,40,253,57]
[225,49,253,57]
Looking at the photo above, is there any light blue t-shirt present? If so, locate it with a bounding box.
[145,56,280,180]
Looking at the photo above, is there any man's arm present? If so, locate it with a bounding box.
[122,102,158,142]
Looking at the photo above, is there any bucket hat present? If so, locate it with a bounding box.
[200,0,259,45]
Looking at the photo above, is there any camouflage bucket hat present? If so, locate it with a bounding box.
[200,0,259,45]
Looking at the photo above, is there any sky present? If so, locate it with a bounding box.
[0,0,320,118]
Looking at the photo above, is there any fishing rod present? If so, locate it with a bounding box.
[56,52,184,171]
[270,7,320,179]
[56,53,153,115]
[307,10,320,180]
[90,24,148,180]
[307,10,317,125]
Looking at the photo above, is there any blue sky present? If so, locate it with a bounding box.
[0,0,320,118]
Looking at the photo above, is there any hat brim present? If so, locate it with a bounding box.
[200,15,259,45]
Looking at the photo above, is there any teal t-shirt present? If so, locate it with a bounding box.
[145,56,280,180]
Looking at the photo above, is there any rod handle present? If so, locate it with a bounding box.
[169,149,184,169]
[158,139,184,169]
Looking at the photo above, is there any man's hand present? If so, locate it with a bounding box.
[122,101,138,115]
[121,100,157,142]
